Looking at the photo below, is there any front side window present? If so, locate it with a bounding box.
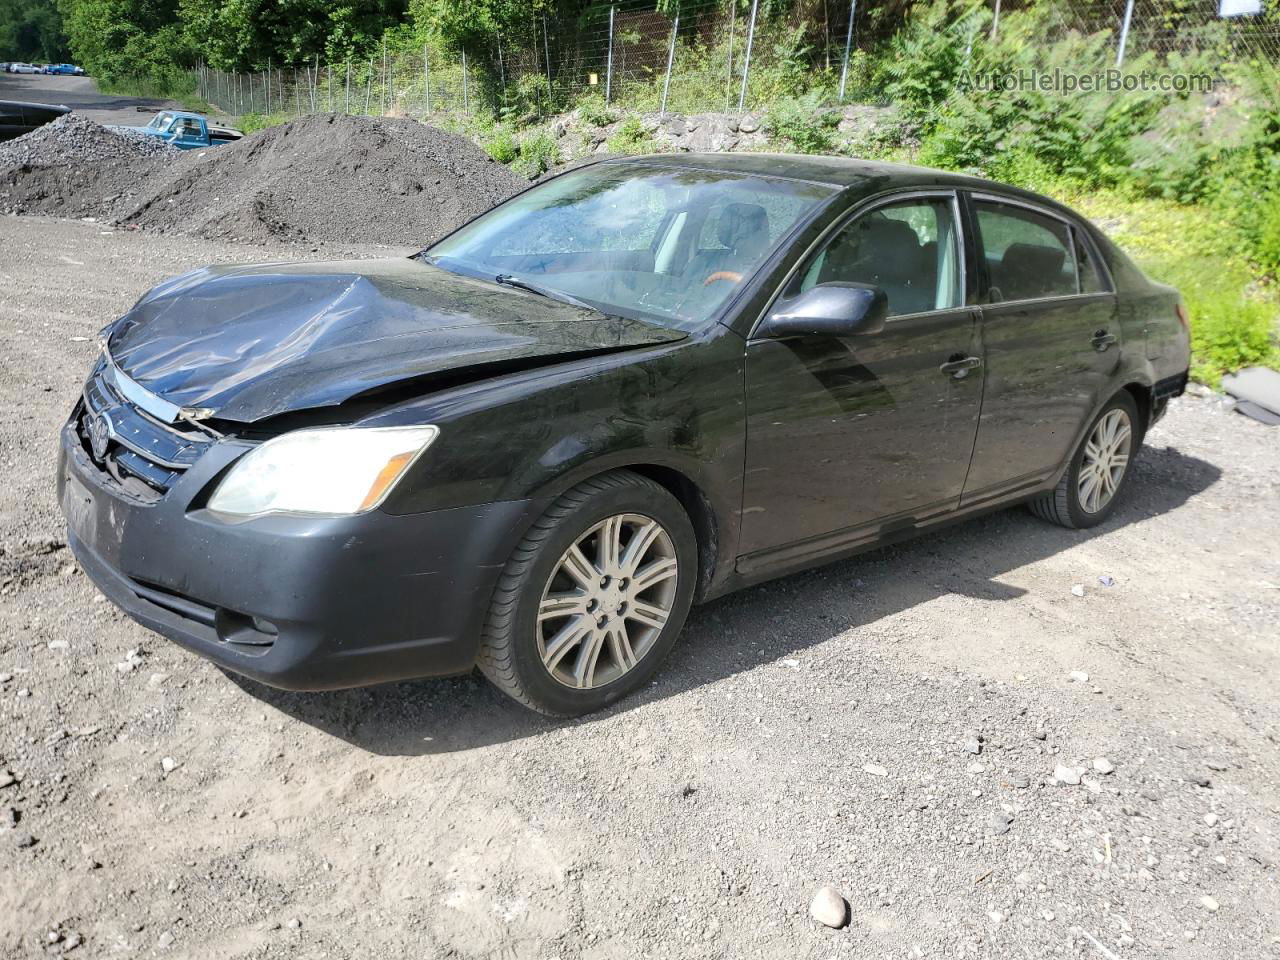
[975,200,1080,302]
[791,196,964,318]
[424,165,837,331]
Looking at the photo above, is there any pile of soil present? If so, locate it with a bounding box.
[117,113,526,247]
[0,115,176,219]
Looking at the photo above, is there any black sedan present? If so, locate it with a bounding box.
[58,154,1190,715]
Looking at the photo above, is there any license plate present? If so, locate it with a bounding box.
[63,471,98,550]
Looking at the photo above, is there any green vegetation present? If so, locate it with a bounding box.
[765,91,838,153]
[604,115,654,155]
[0,0,68,62]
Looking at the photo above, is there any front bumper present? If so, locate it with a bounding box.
[58,422,547,690]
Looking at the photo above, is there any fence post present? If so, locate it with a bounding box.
[605,4,616,106]
[737,0,758,112]
[345,61,351,113]
[312,55,319,112]
[838,0,857,102]
[462,50,470,112]
[1116,0,1135,66]
[661,13,679,116]
[424,47,431,113]
[990,0,1001,41]
[543,14,554,110]
[365,58,373,113]
[724,1,737,112]
[381,37,387,114]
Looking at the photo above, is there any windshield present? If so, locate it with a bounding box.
[147,112,174,130]
[422,164,837,331]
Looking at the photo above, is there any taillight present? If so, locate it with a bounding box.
[1175,302,1190,333]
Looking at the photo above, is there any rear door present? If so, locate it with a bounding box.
[0,102,27,141]
[961,194,1120,504]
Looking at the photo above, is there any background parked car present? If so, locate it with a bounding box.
[44,63,86,76]
[6,62,42,74]
[0,100,72,141]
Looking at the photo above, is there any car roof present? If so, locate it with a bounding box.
[599,151,1066,209]
[0,100,71,112]
[164,111,207,121]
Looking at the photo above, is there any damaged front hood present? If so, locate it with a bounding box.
[106,258,685,423]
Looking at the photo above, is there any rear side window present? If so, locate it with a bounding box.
[1074,230,1109,294]
[975,200,1079,302]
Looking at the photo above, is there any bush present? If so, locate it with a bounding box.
[766,92,839,153]
[605,116,654,155]
[576,93,616,128]
[511,130,560,178]
[482,125,518,164]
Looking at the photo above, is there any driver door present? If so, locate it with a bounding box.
[738,192,984,570]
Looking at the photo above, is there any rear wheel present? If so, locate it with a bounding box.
[1029,392,1140,529]
[477,471,697,716]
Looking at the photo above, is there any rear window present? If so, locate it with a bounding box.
[975,200,1078,302]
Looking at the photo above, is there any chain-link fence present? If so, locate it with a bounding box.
[196,0,1280,122]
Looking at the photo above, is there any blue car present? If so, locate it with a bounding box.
[44,63,86,76]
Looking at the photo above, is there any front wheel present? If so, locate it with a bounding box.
[1029,392,1141,529]
[477,471,698,716]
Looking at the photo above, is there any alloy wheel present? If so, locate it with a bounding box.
[536,513,679,690]
[1078,408,1132,514]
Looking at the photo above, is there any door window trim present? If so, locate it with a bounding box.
[748,187,969,340]
[967,191,1115,305]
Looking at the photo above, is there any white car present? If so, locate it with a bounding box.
[7,63,41,74]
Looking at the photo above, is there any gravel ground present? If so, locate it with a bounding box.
[1,217,1279,959]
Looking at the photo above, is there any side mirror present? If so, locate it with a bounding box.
[759,282,888,340]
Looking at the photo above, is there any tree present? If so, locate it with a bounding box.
[0,0,70,62]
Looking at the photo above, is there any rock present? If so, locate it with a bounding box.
[1203,812,1219,826]
[862,763,888,777]
[1186,382,1213,397]
[158,931,175,948]
[0,771,17,789]
[809,886,849,928]
[1069,670,1089,683]
[160,757,178,774]
[0,672,11,683]
[1070,584,1085,597]
[1054,765,1083,786]
[1098,574,1116,587]
[1032,729,1047,740]
[287,918,302,930]
[990,810,1013,835]
[967,762,986,774]
[63,933,82,951]
[1093,757,1115,775]
[1010,775,1030,789]
[47,639,69,650]
[963,737,982,755]
[550,120,566,139]
[1200,895,1219,912]
[16,688,31,698]
[737,115,760,133]
[4,807,18,827]
[15,832,37,848]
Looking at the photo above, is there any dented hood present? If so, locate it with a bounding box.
[105,258,685,423]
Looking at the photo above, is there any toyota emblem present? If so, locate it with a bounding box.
[88,412,110,461]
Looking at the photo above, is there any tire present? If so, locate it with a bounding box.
[477,470,698,716]
[1028,391,1141,529]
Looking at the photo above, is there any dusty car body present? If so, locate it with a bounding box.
[0,100,70,141]
[59,154,1190,715]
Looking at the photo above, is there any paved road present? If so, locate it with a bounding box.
[0,72,173,125]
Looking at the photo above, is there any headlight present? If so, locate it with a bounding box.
[207,425,439,518]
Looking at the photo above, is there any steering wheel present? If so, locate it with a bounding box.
[702,270,743,287]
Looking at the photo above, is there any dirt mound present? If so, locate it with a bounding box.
[118,114,526,248]
[0,114,176,219]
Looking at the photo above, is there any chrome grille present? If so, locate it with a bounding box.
[77,360,213,498]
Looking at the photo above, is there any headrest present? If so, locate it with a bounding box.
[1001,242,1065,278]
[717,202,769,251]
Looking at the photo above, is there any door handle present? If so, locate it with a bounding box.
[939,354,983,378]
[1091,330,1118,351]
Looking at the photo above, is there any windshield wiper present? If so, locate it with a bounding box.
[493,274,599,312]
